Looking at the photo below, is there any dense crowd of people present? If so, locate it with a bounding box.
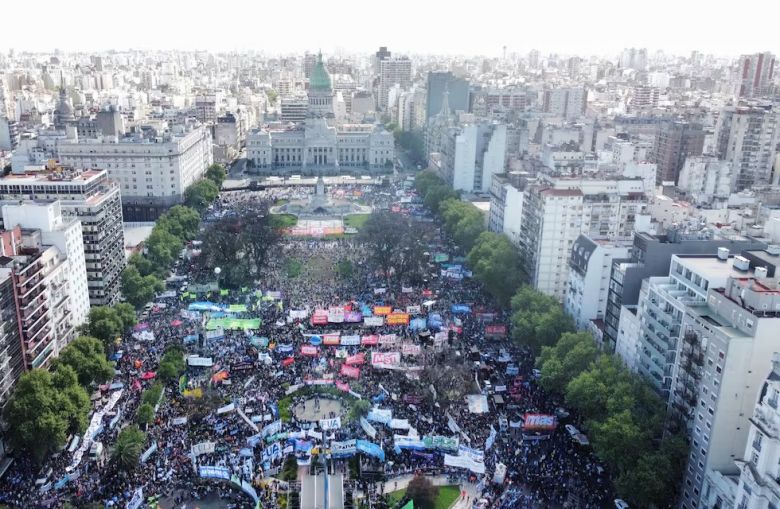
[0,177,614,509]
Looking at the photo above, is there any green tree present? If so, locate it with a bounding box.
[537,332,599,394]
[145,225,184,270]
[121,265,164,309]
[127,252,156,277]
[112,425,146,472]
[157,205,200,241]
[55,336,114,387]
[510,286,574,352]
[414,170,444,195]
[564,356,627,420]
[347,400,371,423]
[85,306,123,344]
[614,435,688,508]
[158,346,186,381]
[265,88,278,106]
[142,382,164,407]
[113,302,137,331]
[423,185,459,213]
[136,403,155,428]
[4,367,90,463]
[205,163,226,188]
[405,475,438,509]
[359,211,429,285]
[184,179,219,211]
[589,410,649,473]
[438,198,485,251]
[467,231,526,306]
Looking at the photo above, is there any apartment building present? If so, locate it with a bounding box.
[0,167,125,305]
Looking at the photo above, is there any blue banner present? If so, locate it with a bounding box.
[356,440,385,462]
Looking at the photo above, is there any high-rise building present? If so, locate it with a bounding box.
[1,201,90,327]
[303,52,318,79]
[0,235,24,409]
[654,120,705,185]
[565,234,632,331]
[519,174,651,302]
[280,95,308,124]
[437,123,507,193]
[542,87,587,120]
[0,212,87,370]
[714,103,780,190]
[194,94,217,124]
[602,230,765,352]
[677,156,734,206]
[0,167,125,306]
[630,86,659,111]
[373,46,391,74]
[675,273,780,509]
[426,72,469,122]
[378,58,412,110]
[57,124,213,220]
[736,52,776,98]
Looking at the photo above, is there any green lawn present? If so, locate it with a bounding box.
[344,213,370,229]
[270,213,298,228]
[386,484,460,509]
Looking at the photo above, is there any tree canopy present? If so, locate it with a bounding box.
[112,425,146,472]
[55,336,115,387]
[184,179,219,211]
[510,286,575,352]
[121,265,164,309]
[537,332,599,394]
[405,475,438,509]
[467,231,526,306]
[85,305,137,345]
[358,211,429,286]
[198,203,281,288]
[205,163,227,188]
[3,367,90,463]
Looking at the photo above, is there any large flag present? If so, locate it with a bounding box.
[401,501,414,509]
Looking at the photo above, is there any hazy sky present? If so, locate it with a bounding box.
[1,0,779,58]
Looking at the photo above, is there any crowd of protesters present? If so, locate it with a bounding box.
[0,177,614,509]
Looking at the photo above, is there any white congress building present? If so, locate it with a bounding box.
[247,53,394,175]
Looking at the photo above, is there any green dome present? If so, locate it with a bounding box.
[309,53,332,92]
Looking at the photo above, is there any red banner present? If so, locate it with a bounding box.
[311,310,329,325]
[301,345,320,356]
[485,324,507,337]
[386,313,410,325]
[345,352,366,365]
[373,306,392,316]
[340,365,361,379]
[336,381,350,392]
[282,357,295,367]
[361,335,379,346]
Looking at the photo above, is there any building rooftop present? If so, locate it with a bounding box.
[676,255,766,285]
[0,168,105,185]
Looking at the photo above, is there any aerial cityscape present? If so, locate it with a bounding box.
[1,3,780,509]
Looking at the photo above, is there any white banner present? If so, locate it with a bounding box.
[406,305,421,315]
[187,356,213,367]
[389,419,411,430]
[364,316,384,327]
[331,439,357,456]
[485,425,497,451]
[289,309,309,319]
[402,343,421,356]
[378,334,398,346]
[443,445,485,474]
[367,408,392,424]
[328,307,345,323]
[127,487,143,509]
[360,416,377,438]
[319,417,342,431]
[371,352,401,369]
[217,403,236,414]
[192,441,216,456]
[139,442,157,464]
[340,335,361,346]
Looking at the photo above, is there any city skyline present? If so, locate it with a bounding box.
[1,0,779,57]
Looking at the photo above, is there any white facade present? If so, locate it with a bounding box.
[246,118,393,174]
[715,104,779,190]
[678,156,734,206]
[615,305,641,371]
[674,275,780,509]
[520,175,650,301]
[564,235,631,330]
[1,201,90,328]
[378,58,412,110]
[57,124,213,207]
[445,123,508,193]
